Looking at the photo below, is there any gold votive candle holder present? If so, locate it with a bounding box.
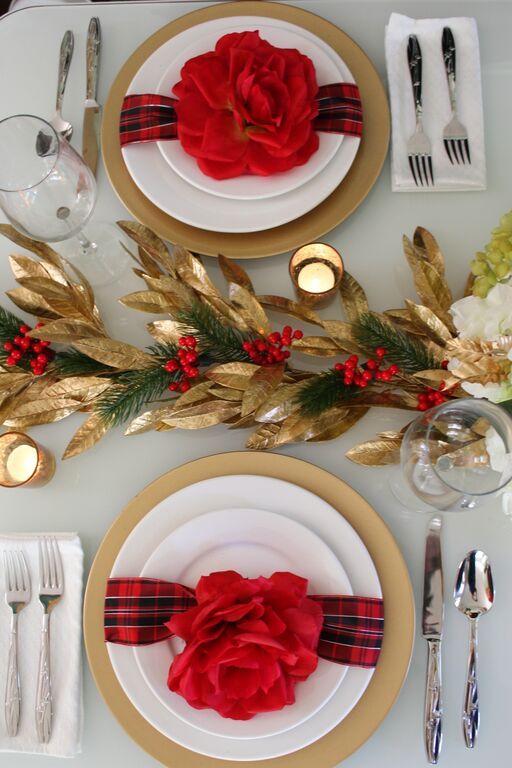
[0,432,55,488]
[289,243,344,308]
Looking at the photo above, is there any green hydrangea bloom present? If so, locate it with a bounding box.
[471,210,512,297]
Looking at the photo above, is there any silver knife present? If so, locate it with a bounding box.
[423,515,444,764]
[82,17,101,175]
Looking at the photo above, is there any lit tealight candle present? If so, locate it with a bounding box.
[0,432,55,488]
[289,243,344,307]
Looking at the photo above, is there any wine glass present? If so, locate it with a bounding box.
[0,114,126,285]
[392,398,512,511]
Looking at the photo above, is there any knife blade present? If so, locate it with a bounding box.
[422,515,444,764]
[82,17,101,175]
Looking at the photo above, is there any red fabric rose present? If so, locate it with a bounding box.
[166,570,323,720]
[172,31,320,179]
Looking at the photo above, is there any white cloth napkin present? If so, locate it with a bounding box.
[385,13,486,191]
[0,533,83,757]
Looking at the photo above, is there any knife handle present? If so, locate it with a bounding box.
[424,638,443,764]
[407,35,423,113]
[442,27,457,111]
[86,17,101,102]
[56,30,74,112]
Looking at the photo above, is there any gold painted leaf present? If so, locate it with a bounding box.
[147,320,182,344]
[339,271,369,321]
[383,309,427,336]
[172,381,212,410]
[241,364,284,418]
[9,254,69,286]
[405,299,453,345]
[254,382,303,423]
[246,423,282,450]
[403,235,455,326]
[413,227,446,276]
[125,404,178,435]
[229,283,270,335]
[43,376,111,403]
[62,412,110,459]
[414,369,460,389]
[0,371,32,394]
[5,397,82,427]
[163,401,240,429]
[0,392,25,424]
[275,411,316,446]
[218,256,254,294]
[116,221,175,274]
[256,296,324,327]
[321,320,360,353]
[304,406,370,442]
[292,336,344,357]
[6,287,60,318]
[26,318,104,342]
[201,295,249,331]
[0,224,63,265]
[136,245,163,278]
[209,387,244,401]
[206,363,259,390]
[346,437,403,466]
[174,246,220,298]
[72,338,155,370]
[120,290,176,314]
[15,276,75,303]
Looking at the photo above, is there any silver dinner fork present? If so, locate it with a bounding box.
[406,35,434,187]
[36,537,64,743]
[3,549,31,736]
[442,27,471,164]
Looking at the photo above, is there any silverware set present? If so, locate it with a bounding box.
[407,27,470,187]
[422,518,494,764]
[50,19,101,177]
[2,537,64,742]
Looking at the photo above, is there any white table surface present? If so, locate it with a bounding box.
[0,0,511,765]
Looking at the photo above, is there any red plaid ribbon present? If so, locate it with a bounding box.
[119,83,363,147]
[105,577,383,668]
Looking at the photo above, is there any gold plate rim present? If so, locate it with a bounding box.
[102,1,390,258]
[84,452,414,767]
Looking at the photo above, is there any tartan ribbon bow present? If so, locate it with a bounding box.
[104,577,384,669]
[119,83,363,147]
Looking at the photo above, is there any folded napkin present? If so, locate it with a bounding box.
[385,13,486,191]
[120,84,363,147]
[0,533,83,757]
[105,577,384,668]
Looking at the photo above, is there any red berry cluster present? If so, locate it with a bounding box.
[164,336,200,393]
[3,323,53,376]
[417,382,449,411]
[242,326,304,366]
[334,347,399,388]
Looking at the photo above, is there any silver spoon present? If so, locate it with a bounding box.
[51,30,74,140]
[453,549,495,749]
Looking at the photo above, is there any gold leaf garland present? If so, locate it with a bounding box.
[0,220,502,466]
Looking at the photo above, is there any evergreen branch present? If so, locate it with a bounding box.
[95,363,173,427]
[177,301,254,361]
[51,349,111,377]
[0,306,24,343]
[353,312,439,372]
[297,370,357,416]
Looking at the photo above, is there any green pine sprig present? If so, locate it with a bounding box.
[177,301,254,362]
[51,349,110,377]
[353,312,439,372]
[297,370,357,416]
[95,364,173,427]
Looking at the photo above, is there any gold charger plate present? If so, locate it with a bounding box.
[84,452,414,767]
[102,1,390,258]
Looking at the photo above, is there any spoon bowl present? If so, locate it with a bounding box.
[453,549,494,749]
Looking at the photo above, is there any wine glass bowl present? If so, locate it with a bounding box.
[0,114,96,242]
[399,398,512,511]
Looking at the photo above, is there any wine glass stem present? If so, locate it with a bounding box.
[76,229,98,257]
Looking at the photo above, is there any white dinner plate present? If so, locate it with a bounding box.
[108,475,381,761]
[134,507,351,740]
[155,23,343,200]
[122,16,361,233]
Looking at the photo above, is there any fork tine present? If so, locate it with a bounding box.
[12,550,23,591]
[46,537,57,589]
[408,155,419,186]
[415,156,424,187]
[19,550,30,593]
[3,550,12,592]
[454,140,463,164]
[427,155,434,186]
[39,537,48,588]
[444,139,455,165]
[51,538,63,589]
[421,155,430,186]
[463,138,471,164]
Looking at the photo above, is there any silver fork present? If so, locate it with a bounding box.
[406,35,434,187]
[36,537,64,743]
[442,27,471,164]
[3,549,31,736]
